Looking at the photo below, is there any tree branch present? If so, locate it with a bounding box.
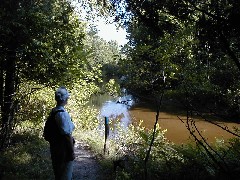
[144,90,164,180]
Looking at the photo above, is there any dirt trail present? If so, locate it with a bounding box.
[73,140,101,180]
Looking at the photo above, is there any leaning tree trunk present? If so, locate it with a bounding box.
[0,50,17,150]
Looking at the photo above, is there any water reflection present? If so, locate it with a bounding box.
[99,94,134,128]
[100,101,130,127]
[87,93,115,109]
[91,92,240,144]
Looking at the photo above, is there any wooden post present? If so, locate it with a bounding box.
[104,116,109,154]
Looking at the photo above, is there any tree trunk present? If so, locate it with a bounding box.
[0,50,17,150]
[0,61,4,111]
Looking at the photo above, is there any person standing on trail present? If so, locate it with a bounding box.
[49,86,75,180]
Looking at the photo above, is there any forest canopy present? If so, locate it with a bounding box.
[1,1,240,179]
[105,0,240,118]
[0,0,119,149]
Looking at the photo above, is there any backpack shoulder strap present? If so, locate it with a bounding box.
[52,109,65,116]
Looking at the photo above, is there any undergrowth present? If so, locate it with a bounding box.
[0,132,53,179]
[1,112,240,179]
[1,83,240,179]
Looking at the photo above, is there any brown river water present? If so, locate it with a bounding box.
[130,103,240,144]
[92,94,240,145]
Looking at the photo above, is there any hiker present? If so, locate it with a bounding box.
[49,86,75,180]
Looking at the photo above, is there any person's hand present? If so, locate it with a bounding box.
[68,152,75,161]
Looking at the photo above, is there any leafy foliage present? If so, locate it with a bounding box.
[84,27,122,81]
[1,0,88,85]
[0,0,95,149]
[112,0,240,117]
[102,79,121,97]
[2,0,240,179]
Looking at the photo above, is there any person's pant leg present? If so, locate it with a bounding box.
[61,161,73,180]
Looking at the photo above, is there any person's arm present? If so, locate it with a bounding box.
[56,111,76,160]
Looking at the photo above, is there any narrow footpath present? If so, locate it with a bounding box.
[73,140,101,180]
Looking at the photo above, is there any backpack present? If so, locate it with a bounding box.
[43,109,64,142]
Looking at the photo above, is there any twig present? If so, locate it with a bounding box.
[144,90,164,180]
[189,104,240,138]
[178,109,231,176]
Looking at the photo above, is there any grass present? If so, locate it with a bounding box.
[0,132,54,180]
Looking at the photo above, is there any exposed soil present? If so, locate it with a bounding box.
[73,140,101,180]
